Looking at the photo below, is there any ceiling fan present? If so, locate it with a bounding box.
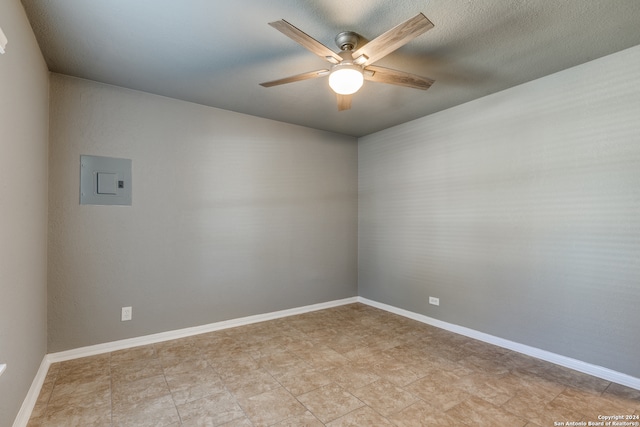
[260,13,435,111]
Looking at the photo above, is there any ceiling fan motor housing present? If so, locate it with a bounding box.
[335,31,360,51]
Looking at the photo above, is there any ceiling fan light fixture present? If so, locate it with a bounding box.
[329,65,364,95]
[262,14,435,110]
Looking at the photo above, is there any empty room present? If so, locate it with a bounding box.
[1,1,639,426]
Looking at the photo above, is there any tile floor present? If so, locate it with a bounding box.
[28,303,640,426]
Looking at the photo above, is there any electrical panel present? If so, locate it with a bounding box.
[80,155,132,205]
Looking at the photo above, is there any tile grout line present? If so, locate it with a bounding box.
[158,345,181,426]
[207,348,254,426]
[108,354,113,427]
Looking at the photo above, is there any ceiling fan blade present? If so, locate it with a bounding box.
[352,13,434,66]
[269,20,343,64]
[260,69,330,87]
[364,65,434,90]
[336,93,352,111]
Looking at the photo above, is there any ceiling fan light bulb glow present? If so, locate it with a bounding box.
[329,67,364,95]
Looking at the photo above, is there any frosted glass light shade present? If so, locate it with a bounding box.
[329,67,364,95]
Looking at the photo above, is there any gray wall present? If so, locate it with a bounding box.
[0,1,49,426]
[48,74,358,352]
[359,45,640,378]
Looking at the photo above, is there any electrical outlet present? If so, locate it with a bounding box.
[121,306,132,321]
[429,296,440,306]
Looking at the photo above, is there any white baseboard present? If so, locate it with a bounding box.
[12,356,51,427]
[14,296,358,426]
[14,294,639,426]
[357,296,640,391]
[47,297,359,363]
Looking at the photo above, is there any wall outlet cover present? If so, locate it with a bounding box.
[121,306,132,321]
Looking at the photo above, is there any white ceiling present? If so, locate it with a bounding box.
[21,0,640,137]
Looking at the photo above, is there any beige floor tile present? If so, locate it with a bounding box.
[26,415,47,427]
[29,368,58,422]
[504,369,567,403]
[46,384,112,412]
[405,371,472,411]
[34,367,57,404]
[276,367,333,396]
[269,410,324,426]
[388,400,460,426]
[421,341,474,362]
[28,401,49,423]
[198,334,248,356]
[497,351,547,371]
[305,326,341,342]
[293,345,351,371]
[43,386,111,427]
[461,339,510,359]
[359,334,405,354]
[53,364,110,390]
[352,379,418,417]
[222,367,280,399]
[237,387,307,427]
[297,383,365,423]
[341,344,385,363]
[155,336,198,351]
[209,352,261,379]
[57,353,110,372]
[244,337,292,359]
[161,354,209,376]
[111,357,164,383]
[502,393,584,426]
[553,386,638,421]
[256,350,310,377]
[112,374,170,409]
[380,345,428,371]
[519,361,610,395]
[545,364,612,394]
[27,303,637,427]
[324,332,371,355]
[178,390,246,426]
[458,354,511,376]
[157,342,201,364]
[416,354,475,378]
[112,394,180,427]
[165,365,226,405]
[40,409,112,427]
[447,395,528,427]
[217,417,254,426]
[602,382,640,411]
[454,371,516,406]
[369,353,423,387]
[325,406,395,426]
[111,344,157,365]
[47,375,111,408]
[325,363,381,392]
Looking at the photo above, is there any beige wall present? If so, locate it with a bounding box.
[359,45,640,378]
[47,74,358,352]
[0,2,49,425]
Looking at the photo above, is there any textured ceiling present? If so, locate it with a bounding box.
[21,0,640,137]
